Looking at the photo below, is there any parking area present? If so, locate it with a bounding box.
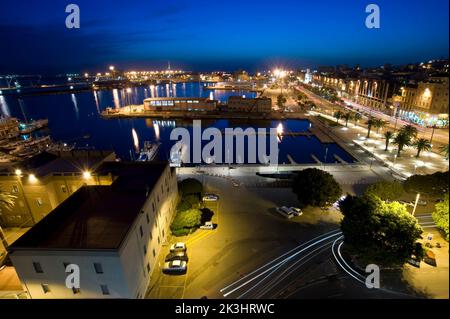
[146,174,342,299]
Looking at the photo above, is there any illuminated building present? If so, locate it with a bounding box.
[8,162,178,299]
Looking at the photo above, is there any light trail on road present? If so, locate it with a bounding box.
[220,229,342,298]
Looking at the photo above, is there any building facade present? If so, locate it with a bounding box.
[0,150,116,227]
[226,96,272,113]
[143,97,217,112]
[8,162,178,299]
[0,117,19,140]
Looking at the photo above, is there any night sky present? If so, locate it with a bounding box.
[0,0,448,74]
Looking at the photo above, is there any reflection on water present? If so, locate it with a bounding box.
[153,121,160,140]
[112,89,120,109]
[93,91,100,114]
[71,94,79,119]
[0,95,10,117]
[276,122,284,143]
[132,128,139,152]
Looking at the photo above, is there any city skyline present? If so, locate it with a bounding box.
[0,0,448,73]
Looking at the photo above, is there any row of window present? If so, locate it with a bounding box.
[149,100,201,106]
[32,262,104,274]
[41,284,109,295]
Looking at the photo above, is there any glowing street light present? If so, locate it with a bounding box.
[109,65,115,71]
[412,193,421,216]
[28,174,37,183]
[15,169,22,176]
[83,171,92,180]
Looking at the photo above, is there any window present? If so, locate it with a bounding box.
[139,226,143,237]
[33,262,43,273]
[143,245,147,255]
[94,263,103,274]
[41,284,50,294]
[149,230,153,240]
[61,185,67,193]
[12,185,19,193]
[152,249,156,257]
[157,236,160,244]
[146,213,150,224]
[100,285,110,295]
[146,263,150,273]
[162,229,165,238]
[72,287,80,294]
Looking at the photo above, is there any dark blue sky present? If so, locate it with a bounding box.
[0,0,448,73]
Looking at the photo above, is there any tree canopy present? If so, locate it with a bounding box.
[404,171,449,195]
[170,208,202,236]
[178,178,203,197]
[364,180,404,201]
[339,195,423,265]
[292,168,342,208]
[433,196,449,241]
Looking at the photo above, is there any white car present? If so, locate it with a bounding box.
[289,207,303,216]
[203,194,219,201]
[200,221,215,230]
[276,206,294,219]
[162,260,187,274]
[170,242,186,252]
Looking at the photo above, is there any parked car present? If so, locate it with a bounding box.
[165,251,188,262]
[170,242,187,252]
[417,200,428,206]
[276,206,294,219]
[162,260,187,274]
[203,194,219,201]
[289,207,303,216]
[200,221,215,230]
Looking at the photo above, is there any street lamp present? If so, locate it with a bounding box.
[412,193,420,216]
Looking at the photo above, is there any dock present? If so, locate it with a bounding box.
[308,127,334,143]
[311,154,322,164]
[333,154,348,164]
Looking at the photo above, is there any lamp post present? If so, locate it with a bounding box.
[412,193,420,216]
[430,125,436,144]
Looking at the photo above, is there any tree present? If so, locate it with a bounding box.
[277,94,287,108]
[170,208,202,236]
[399,124,418,140]
[439,144,449,160]
[343,112,352,127]
[178,178,203,197]
[383,131,394,151]
[374,119,386,134]
[404,171,449,195]
[353,112,362,126]
[339,194,423,265]
[432,196,449,241]
[364,180,404,201]
[366,118,376,138]
[333,110,343,124]
[393,131,412,157]
[412,138,432,158]
[292,168,342,208]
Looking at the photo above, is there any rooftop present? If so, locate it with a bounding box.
[9,161,169,251]
[0,150,115,177]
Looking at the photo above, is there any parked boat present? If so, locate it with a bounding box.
[137,142,160,161]
[19,119,49,134]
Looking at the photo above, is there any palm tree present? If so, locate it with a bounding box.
[393,131,412,157]
[353,112,362,126]
[374,119,386,134]
[366,118,376,138]
[399,124,418,139]
[333,110,343,123]
[412,138,432,158]
[384,131,394,151]
[343,112,353,127]
[440,144,449,160]
[0,188,17,250]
